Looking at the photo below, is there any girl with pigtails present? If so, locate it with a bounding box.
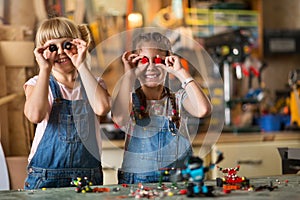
[112,31,212,184]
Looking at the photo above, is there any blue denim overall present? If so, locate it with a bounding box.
[24,75,103,189]
[118,96,193,184]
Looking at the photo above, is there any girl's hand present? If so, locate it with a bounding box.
[33,45,54,72]
[64,38,87,69]
[163,55,191,81]
[164,55,185,73]
[122,51,147,77]
[160,55,185,76]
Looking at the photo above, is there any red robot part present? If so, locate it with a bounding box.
[216,165,250,192]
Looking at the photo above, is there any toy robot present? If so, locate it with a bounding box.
[171,153,223,197]
[216,165,250,193]
[182,156,214,197]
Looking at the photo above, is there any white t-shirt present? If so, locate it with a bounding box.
[24,75,106,163]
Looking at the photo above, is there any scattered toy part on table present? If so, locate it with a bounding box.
[216,165,250,193]
[158,167,178,189]
[70,177,111,193]
[25,176,294,199]
[69,157,292,198]
[70,177,93,193]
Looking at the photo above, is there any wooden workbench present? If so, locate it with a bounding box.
[1,174,299,199]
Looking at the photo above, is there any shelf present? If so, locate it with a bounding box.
[183,0,263,58]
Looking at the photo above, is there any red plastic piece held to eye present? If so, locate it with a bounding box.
[154,57,162,64]
[141,57,149,64]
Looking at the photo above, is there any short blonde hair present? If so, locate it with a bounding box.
[35,17,91,48]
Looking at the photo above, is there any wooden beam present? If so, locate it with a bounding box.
[0,92,23,107]
[33,0,47,23]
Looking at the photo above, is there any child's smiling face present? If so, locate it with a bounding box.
[137,47,167,88]
[43,38,77,73]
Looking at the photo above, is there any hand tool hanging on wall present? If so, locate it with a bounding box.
[203,29,255,126]
[244,57,267,101]
[288,69,300,128]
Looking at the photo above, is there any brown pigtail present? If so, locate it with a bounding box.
[135,87,149,119]
[133,86,180,129]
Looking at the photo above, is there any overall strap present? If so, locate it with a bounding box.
[49,74,89,101]
[78,75,88,100]
[49,74,62,99]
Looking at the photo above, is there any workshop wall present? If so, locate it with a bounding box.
[5,0,35,30]
[0,0,35,157]
[262,0,300,97]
